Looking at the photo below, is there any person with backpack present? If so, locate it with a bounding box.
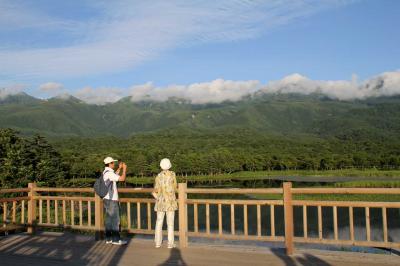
[101,156,127,245]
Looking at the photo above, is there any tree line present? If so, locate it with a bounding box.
[1,128,400,188]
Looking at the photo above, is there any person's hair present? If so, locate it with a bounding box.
[105,163,112,167]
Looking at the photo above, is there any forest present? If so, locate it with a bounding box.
[1,128,400,189]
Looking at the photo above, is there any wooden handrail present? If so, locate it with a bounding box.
[119,198,154,203]
[118,188,153,193]
[1,182,400,257]
[292,187,400,194]
[33,196,95,201]
[283,182,294,255]
[186,199,283,205]
[0,188,30,194]
[34,188,94,193]
[23,186,400,195]
[293,237,400,248]
[0,196,30,202]
[186,188,283,194]
[178,183,188,247]
[33,187,153,193]
[292,200,400,208]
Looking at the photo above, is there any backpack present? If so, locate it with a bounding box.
[93,170,111,198]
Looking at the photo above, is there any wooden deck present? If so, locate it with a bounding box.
[0,232,399,266]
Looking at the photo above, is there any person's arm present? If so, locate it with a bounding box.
[151,191,158,199]
[152,175,160,199]
[115,163,122,175]
[118,163,127,182]
[173,172,178,192]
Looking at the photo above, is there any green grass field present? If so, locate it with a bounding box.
[67,169,400,188]
[124,169,400,185]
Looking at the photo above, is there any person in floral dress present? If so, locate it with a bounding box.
[152,158,178,248]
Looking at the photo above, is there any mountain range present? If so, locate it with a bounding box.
[1,92,400,139]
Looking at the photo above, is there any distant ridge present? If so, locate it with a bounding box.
[1,92,400,138]
[0,92,41,105]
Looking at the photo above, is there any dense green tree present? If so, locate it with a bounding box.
[0,129,68,187]
[2,127,400,187]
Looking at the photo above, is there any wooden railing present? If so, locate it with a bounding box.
[0,188,30,233]
[291,187,400,250]
[185,186,285,246]
[1,182,400,255]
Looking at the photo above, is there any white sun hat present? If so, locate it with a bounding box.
[104,157,118,164]
[160,158,172,170]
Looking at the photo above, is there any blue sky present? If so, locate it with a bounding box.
[0,0,399,103]
[113,0,400,86]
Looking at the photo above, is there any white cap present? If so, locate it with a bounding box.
[160,158,172,170]
[104,157,117,164]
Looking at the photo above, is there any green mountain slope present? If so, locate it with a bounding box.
[1,92,399,138]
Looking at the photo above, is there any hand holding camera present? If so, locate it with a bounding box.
[117,161,126,168]
[116,161,127,176]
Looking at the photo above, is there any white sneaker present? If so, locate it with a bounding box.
[155,245,161,248]
[167,243,176,249]
[112,240,127,245]
[105,240,112,244]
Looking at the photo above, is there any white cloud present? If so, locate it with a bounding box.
[126,71,400,104]
[6,71,400,104]
[0,84,26,99]
[36,82,67,98]
[31,71,400,104]
[0,1,350,80]
[364,71,400,97]
[65,79,260,105]
[52,93,74,100]
[129,79,261,104]
[39,82,64,92]
[74,86,124,104]
[262,70,400,100]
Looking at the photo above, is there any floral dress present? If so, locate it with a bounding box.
[153,170,178,212]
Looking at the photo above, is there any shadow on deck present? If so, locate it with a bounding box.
[0,232,128,266]
[0,232,398,266]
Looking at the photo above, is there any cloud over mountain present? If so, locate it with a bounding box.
[0,84,26,99]
[74,87,124,104]
[262,71,400,100]
[38,82,65,97]
[3,71,400,105]
[65,71,400,104]
[129,79,261,104]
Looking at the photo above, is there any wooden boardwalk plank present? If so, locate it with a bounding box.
[0,232,399,266]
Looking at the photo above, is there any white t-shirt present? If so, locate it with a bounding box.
[103,167,120,201]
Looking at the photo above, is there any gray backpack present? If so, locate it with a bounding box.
[93,170,111,198]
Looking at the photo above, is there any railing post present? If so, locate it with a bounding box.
[94,194,104,241]
[27,182,37,234]
[283,182,294,255]
[178,183,188,248]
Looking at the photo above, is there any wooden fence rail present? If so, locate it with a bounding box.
[1,182,400,255]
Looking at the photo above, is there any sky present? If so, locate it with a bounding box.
[0,0,399,104]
